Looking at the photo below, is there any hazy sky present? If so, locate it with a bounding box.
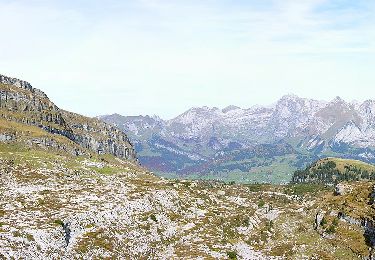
[1,0,374,119]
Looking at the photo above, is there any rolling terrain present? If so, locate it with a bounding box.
[2,141,375,258]
[1,74,375,258]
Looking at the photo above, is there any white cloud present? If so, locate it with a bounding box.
[0,0,374,118]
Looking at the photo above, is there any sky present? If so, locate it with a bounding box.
[0,0,374,119]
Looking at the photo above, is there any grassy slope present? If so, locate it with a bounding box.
[158,154,301,184]
[0,118,79,150]
[293,157,375,184]
[316,157,375,172]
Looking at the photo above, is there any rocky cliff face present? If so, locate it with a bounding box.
[0,75,75,141]
[0,74,136,161]
[0,74,47,98]
[62,111,136,160]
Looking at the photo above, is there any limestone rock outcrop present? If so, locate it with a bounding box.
[0,74,136,161]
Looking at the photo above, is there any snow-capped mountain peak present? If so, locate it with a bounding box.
[99,94,375,174]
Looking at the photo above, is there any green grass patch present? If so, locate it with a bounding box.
[54,219,64,227]
[227,251,237,259]
[284,184,332,196]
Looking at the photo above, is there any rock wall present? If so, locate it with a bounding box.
[0,74,47,98]
[62,111,137,161]
[0,78,75,141]
[0,74,137,161]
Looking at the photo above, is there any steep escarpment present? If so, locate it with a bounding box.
[291,158,375,256]
[0,74,47,98]
[0,74,136,161]
[62,111,136,160]
[313,181,375,258]
[0,78,74,140]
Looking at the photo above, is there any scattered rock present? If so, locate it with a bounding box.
[335,183,352,196]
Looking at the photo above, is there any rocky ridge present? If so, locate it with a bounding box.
[0,74,47,98]
[0,74,136,161]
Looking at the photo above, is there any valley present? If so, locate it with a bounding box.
[1,74,375,259]
[100,95,375,184]
[2,0,374,258]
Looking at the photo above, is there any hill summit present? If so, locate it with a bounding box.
[292,157,375,184]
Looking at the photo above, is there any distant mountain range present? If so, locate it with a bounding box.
[99,94,375,183]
